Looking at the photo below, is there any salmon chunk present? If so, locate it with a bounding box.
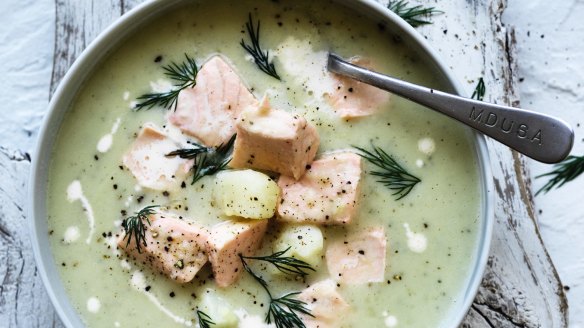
[297,279,350,328]
[230,97,320,180]
[118,211,209,283]
[277,152,362,225]
[325,227,387,284]
[168,56,258,147]
[206,219,268,287]
[327,57,390,118]
[122,123,192,191]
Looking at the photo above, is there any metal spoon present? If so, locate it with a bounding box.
[327,53,574,164]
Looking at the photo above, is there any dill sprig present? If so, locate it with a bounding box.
[268,292,312,328]
[241,247,315,277]
[536,155,584,195]
[134,54,199,111]
[241,13,281,80]
[355,144,421,200]
[163,56,199,86]
[471,77,486,101]
[239,252,314,328]
[166,135,236,185]
[387,1,442,27]
[166,143,210,159]
[121,205,159,253]
[196,310,215,328]
[190,135,236,184]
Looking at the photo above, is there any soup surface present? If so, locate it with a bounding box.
[47,1,481,327]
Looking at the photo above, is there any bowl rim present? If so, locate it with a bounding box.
[29,0,494,327]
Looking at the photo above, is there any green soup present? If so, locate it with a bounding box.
[47,1,481,327]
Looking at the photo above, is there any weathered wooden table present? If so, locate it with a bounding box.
[0,0,569,327]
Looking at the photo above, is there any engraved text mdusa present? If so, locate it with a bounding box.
[469,107,542,145]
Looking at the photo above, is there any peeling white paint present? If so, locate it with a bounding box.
[0,0,54,152]
[504,1,584,324]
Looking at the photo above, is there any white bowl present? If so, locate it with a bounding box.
[29,0,494,327]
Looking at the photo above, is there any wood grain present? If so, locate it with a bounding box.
[0,0,568,327]
[453,1,569,326]
[2,1,141,327]
[0,148,64,328]
[50,0,141,95]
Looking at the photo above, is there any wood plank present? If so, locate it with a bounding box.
[1,0,140,327]
[0,148,64,328]
[50,0,133,95]
[0,0,567,327]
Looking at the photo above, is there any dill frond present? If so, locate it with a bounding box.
[240,13,281,80]
[196,310,215,328]
[387,1,442,27]
[239,252,314,328]
[121,205,159,253]
[241,247,315,277]
[536,155,584,195]
[163,55,198,88]
[135,88,183,111]
[471,77,486,101]
[166,143,210,159]
[134,54,199,111]
[166,135,236,185]
[355,144,421,200]
[240,254,270,294]
[268,292,313,328]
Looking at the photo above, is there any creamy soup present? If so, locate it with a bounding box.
[46,1,481,327]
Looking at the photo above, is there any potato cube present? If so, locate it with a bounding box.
[275,224,324,267]
[215,170,280,219]
[198,289,238,327]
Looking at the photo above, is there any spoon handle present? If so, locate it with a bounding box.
[328,53,574,164]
